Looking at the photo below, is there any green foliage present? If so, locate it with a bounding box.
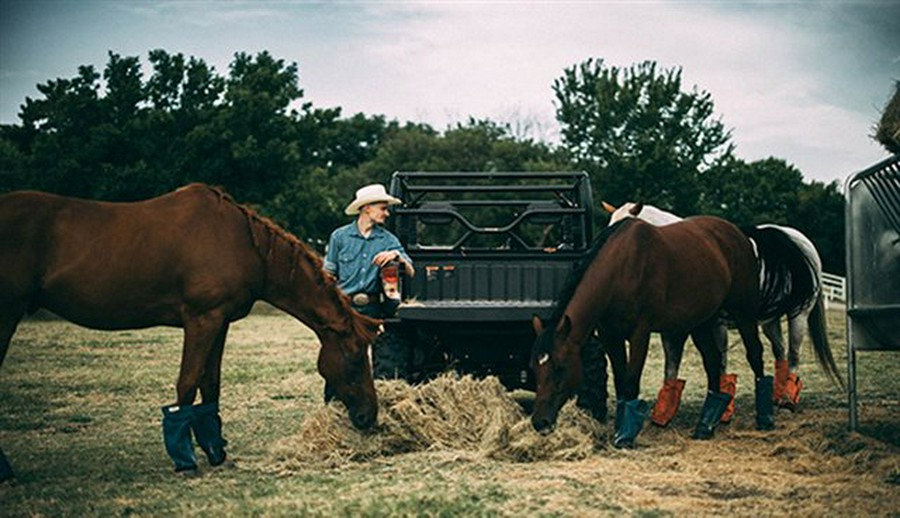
[554,58,732,215]
[700,157,805,225]
[698,156,845,273]
[0,50,853,269]
[876,81,900,154]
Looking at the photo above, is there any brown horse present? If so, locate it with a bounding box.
[0,183,380,477]
[531,217,771,448]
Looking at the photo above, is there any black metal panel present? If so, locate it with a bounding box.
[845,154,900,351]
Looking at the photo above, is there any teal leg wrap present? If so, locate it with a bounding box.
[162,404,198,472]
[191,401,228,466]
[614,399,649,448]
[755,375,775,431]
[692,391,731,440]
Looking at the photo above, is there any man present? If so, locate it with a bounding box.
[324,183,415,318]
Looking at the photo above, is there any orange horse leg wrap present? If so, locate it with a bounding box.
[773,359,789,402]
[719,373,738,423]
[780,373,803,410]
[650,378,685,427]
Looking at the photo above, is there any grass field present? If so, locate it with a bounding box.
[1,306,898,516]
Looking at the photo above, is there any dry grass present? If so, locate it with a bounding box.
[272,375,604,471]
[1,306,898,516]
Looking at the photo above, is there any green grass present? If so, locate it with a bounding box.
[1,308,897,516]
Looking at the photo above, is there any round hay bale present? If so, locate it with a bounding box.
[271,373,608,471]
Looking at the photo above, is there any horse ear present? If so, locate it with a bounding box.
[532,314,544,334]
[629,202,644,216]
[558,315,572,339]
[601,201,618,214]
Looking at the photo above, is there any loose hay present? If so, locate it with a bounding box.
[272,373,606,471]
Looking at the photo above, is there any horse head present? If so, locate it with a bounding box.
[603,201,645,225]
[530,314,583,433]
[604,200,682,226]
[316,314,381,430]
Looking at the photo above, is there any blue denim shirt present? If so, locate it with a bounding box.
[323,222,412,295]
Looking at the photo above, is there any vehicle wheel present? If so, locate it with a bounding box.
[372,328,412,380]
[576,336,608,422]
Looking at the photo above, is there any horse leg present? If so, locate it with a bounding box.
[712,323,738,423]
[691,323,732,439]
[650,332,688,427]
[161,311,225,473]
[737,320,774,431]
[764,317,790,405]
[613,326,651,448]
[192,323,230,467]
[0,311,23,483]
[779,313,808,410]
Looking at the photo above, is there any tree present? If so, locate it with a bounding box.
[699,157,805,225]
[554,59,732,215]
[875,81,900,154]
[699,156,844,274]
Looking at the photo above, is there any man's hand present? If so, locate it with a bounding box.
[373,250,401,267]
[373,250,415,277]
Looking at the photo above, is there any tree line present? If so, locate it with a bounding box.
[3,50,891,275]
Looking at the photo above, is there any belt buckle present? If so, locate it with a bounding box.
[352,293,371,306]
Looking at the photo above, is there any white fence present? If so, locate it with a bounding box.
[822,272,846,305]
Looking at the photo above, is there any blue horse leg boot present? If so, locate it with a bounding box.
[191,401,228,467]
[755,375,775,431]
[162,404,198,473]
[0,447,13,482]
[692,391,732,440]
[614,399,649,448]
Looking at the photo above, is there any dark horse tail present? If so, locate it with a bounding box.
[808,289,844,389]
[742,225,843,387]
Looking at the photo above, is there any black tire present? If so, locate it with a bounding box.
[372,328,412,380]
[576,337,608,422]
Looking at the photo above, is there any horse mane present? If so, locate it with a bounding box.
[548,218,634,325]
[740,225,818,321]
[188,183,373,336]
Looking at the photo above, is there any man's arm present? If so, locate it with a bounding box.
[323,232,340,276]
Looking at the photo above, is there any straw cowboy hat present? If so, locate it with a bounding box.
[345,184,402,215]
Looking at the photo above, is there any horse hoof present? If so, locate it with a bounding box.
[212,459,236,470]
[613,435,637,449]
[692,428,714,440]
[776,400,798,412]
[756,420,775,431]
[175,467,201,478]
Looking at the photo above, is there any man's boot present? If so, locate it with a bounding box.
[614,399,649,448]
[191,401,228,467]
[755,376,775,431]
[693,391,732,439]
[650,378,685,427]
[162,404,198,473]
[719,373,738,423]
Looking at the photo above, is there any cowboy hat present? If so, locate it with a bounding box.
[345,184,401,215]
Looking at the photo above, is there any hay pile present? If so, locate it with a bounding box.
[272,373,606,470]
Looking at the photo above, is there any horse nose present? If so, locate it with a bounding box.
[531,415,555,435]
[351,409,377,430]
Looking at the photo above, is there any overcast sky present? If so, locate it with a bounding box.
[1,1,898,184]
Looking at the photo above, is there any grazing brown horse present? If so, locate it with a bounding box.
[531,217,771,448]
[0,183,380,478]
